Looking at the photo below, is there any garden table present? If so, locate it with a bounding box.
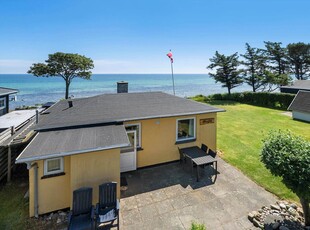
[180,146,217,182]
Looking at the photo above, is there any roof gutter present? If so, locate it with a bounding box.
[118,109,226,123]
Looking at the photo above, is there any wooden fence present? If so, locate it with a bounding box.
[0,127,13,143]
[0,144,26,181]
[0,116,36,182]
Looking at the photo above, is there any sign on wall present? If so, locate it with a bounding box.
[200,118,214,125]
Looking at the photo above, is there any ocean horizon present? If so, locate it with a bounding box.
[0,74,251,109]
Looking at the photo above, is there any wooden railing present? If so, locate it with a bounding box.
[0,116,37,182]
[0,127,14,143]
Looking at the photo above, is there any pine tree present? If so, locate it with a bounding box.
[207,52,243,95]
[287,42,310,80]
[241,43,267,92]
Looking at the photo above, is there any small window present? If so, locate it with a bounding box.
[125,123,141,147]
[44,157,64,175]
[0,98,5,109]
[176,118,196,141]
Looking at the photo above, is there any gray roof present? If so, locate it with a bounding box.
[0,87,18,96]
[288,91,310,113]
[16,125,129,163]
[36,92,224,131]
[0,109,38,129]
[281,80,310,90]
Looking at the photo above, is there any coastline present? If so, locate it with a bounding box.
[0,74,252,109]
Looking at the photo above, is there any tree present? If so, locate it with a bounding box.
[263,41,288,75]
[261,130,310,226]
[207,51,243,95]
[287,42,310,80]
[258,71,290,92]
[261,42,291,91]
[241,43,268,92]
[28,52,94,99]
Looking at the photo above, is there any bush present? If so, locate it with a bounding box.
[261,130,310,225]
[191,222,206,230]
[194,92,295,110]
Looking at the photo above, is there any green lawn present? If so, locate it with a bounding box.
[0,179,30,229]
[0,177,54,230]
[196,98,310,201]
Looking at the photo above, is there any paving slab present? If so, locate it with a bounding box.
[120,158,277,229]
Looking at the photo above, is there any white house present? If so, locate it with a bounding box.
[288,90,310,122]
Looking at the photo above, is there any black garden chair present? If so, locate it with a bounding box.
[95,182,119,229]
[68,187,95,230]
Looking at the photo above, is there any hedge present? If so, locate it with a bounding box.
[199,92,295,110]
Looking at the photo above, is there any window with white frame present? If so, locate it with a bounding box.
[0,98,5,109]
[176,118,196,141]
[44,157,64,175]
[125,123,141,147]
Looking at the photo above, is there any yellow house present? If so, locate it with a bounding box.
[16,91,224,217]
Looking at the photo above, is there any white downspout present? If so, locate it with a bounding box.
[28,162,39,218]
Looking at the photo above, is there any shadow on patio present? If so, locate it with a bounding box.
[120,161,218,198]
[119,158,277,230]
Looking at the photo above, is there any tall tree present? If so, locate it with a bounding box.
[28,52,94,99]
[207,51,243,95]
[261,130,310,226]
[287,42,310,80]
[262,42,291,91]
[263,41,288,75]
[241,43,267,92]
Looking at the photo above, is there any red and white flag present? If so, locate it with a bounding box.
[167,51,173,63]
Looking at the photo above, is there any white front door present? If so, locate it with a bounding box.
[120,130,137,172]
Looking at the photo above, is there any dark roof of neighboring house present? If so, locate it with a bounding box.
[16,125,129,163]
[36,92,225,131]
[280,80,310,91]
[288,91,310,113]
[42,102,55,108]
[0,87,18,97]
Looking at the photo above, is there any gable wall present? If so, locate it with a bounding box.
[124,113,217,168]
[292,111,310,122]
[28,148,120,217]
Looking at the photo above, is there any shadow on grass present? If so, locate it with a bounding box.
[189,95,238,106]
[206,100,238,106]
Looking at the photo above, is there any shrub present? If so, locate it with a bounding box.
[191,222,206,230]
[261,130,310,226]
[193,92,295,110]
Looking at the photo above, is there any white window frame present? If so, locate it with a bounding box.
[44,157,64,176]
[176,117,196,142]
[0,98,5,109]
[125,123,141,147]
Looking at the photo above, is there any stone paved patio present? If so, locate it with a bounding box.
[119,158,277,230]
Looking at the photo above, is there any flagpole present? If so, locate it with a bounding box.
[170,61,175,95]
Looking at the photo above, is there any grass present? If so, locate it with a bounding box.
[0,179,31,229]
[193,97,310,201]
[191,222,206,230]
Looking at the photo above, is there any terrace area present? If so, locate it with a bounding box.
[119,158,277,230]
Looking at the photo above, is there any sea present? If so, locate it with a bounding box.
[0,74,251,109]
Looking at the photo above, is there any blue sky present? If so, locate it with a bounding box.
[0,0,309,74]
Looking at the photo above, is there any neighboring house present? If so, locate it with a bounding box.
[16,91,224,217]
[0,87,18,116]
[280,80,310,94]
[288,90,310,122]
